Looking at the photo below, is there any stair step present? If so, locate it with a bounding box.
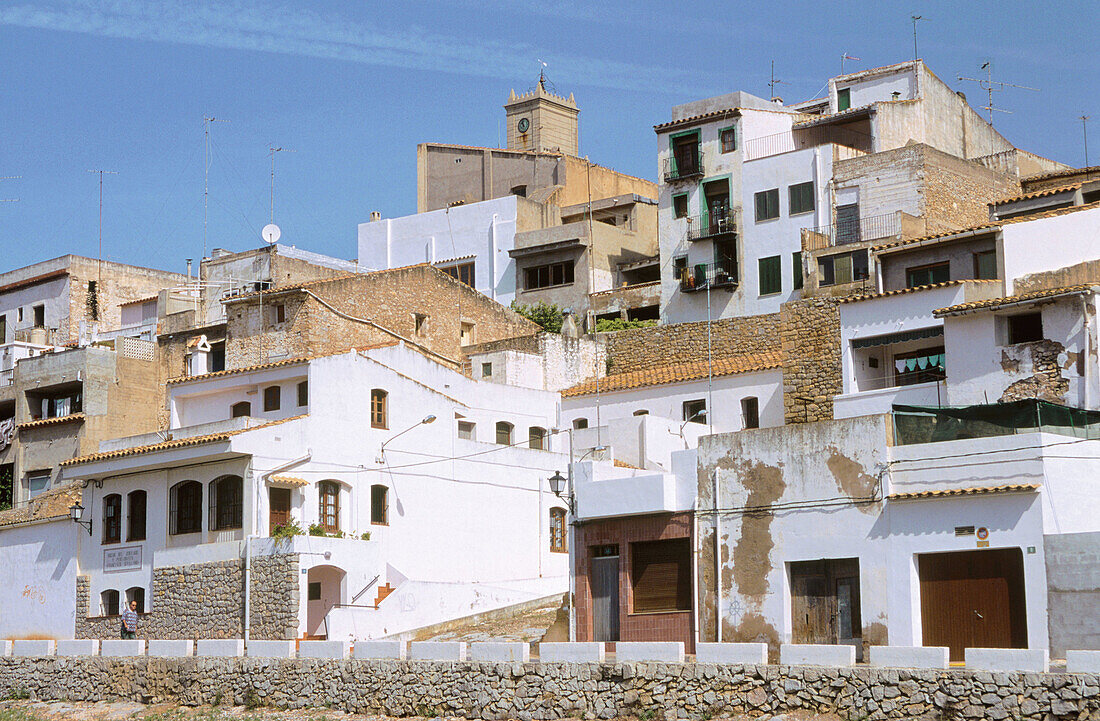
[374,583,395,605]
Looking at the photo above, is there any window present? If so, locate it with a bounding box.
[0,315,6,343]
[308,582,321,601]
[524,261,574,290]
[86,280,99,320]
[974,250,997,280]
[440,262,475,287]
[371,484,388,525]
[792,251,803,290]
[319,481,340,533]
[683,399,706,424]
[759,255,782,295]
[102,494,121,544]
[671,134,700,176]
[414,313,427,334]
[127,490,146,542]
[572,418,588,430]
[231,401,251,418]
[837,87,851,111]
[169,480,203,535]
[1007,312,1044,344]
[720,126,737,153]
[297,381,308,407]
[26,470,50,498]
[33,304,44,328]
[894,346,946,386]
[528,426,547,450]
[673,194,688,219]
[42,390,82,419]
[263,386,280,412]
[754,188,780,221]
[210,475,243,531]
[550,508,567,553]
[496,421,514,445]
[741,397,760,429]
[788,181,815,215]
[481,362,493,378]
[370,389,388,429]
[457,421,475,440]
[511,185,527,198]
[273,303,286,324]
[101,590,119,617]
[836,203,861,244]
[460,322,475,346]
[210,343,226,373]
[125,587,145,614]
[906,262,950,288]
[17,308,23,322]
[673,256,687,285]
[818,250,869,286]
[631,538,691,613]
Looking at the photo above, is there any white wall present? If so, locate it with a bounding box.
[1002,206,1100,295]
[832,67,919,111]
[171,366,310,427]
[0,519,78,639]
[0,276,69,342]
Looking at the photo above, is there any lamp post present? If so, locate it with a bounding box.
[377,414,437,464]
[69,502,92,535]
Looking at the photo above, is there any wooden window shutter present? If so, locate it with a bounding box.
[631,539,691,613]
[169,485,178,535]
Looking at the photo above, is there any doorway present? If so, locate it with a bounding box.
[305,565,346,639]
[918,548,1027,661]
[590,545,620,642]
[703,179,731,232]
[269,487,291,532]
[790,558,862,657]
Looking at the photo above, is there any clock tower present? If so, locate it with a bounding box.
[504,77,580,156]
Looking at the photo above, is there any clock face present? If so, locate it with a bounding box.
[517,117,530,133]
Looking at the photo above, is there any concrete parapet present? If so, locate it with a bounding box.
[538,642,605,663]
[247,641,296,658]
[299,641,350,660]
[100,640,146,657]
[868,646,950,669]
[1068,650,1100,674]
[695,642,768,665]
[12,640,55,657]
[0,641,10,657]
[965,647,1049,673]
[353,641,407,660]
[147,640,193,657]
[470,642,530,663]
[615,642,685,663]
[195,640,244,657]
[409,641,467,661]
[56,640,100,657]
[780,643,856,667]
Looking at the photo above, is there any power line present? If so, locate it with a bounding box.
[203,116,229,259]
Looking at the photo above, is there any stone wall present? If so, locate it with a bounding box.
[1,658,1098,720]
[1014,258,1100,294]
[76,554,298,640]
[780,298,842,425]
[604,314,781,375]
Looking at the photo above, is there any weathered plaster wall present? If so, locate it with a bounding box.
[1045,530,1100,658]
[0,519,78,640]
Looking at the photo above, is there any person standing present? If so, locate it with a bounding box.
[121,599,138,639]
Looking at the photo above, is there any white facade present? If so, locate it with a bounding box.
[1002,206,1100,294]
[0,517,79,639]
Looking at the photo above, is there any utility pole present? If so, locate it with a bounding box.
[768,60,785,99]
[203,116,228,259]
[911,15,927,64]
[269,147,295,225]
[86,169,118,284]
[1081,115,1091,172]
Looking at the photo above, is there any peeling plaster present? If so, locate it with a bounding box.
[825,448,879,515]
[727,460,786,601]
[726,611,781,663]
[999,339,1071,403]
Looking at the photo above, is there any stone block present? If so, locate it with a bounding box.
[1067,650,1100,673]
[56,640,100,657]
[616,642,685,663]
[965,648,1049,673]
[353,640,407,660]
[780,643,856,667]
[470,642,530,663]
[869,646,950,669]
[246,640,295,658]
[100,640,146,657]
[0,641,10,657]
[538,642,605,663]
[409,641,467,661]
[12,640,55,657]
[195,639,244,657]
[695,642,768,665]
[147,640,194,657]
[299,640,350,659]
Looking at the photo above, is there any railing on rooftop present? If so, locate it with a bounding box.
[743,125,872,162]
[662,152,704,183]
[803,211,901,250]
[685,208,739,242]
[678,258,739,293]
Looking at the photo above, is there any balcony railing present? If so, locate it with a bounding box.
[678,259,739,293]
[743,125,872,161]
[662,151,704,183]
[803,211,901,248]
[686,208,738,242]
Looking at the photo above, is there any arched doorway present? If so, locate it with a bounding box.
[306,564,346,639]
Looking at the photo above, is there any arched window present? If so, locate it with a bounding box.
[125,587,145,614]
[102,494,121,544]
[528,426,547,450]
[231,401,251,418]
[319,481,340,533]
[210,475,243,531]
[127,490,147,542]
[371,484,388,525]
[263,385,281,412]
[496,421,514,445]
[101,589,119,616]
[550,508,567,553]
[633,409,649,416]
[371,389,388,429]
[169,480,203,535]
[572,418,588,430]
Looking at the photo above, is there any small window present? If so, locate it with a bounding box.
[631,538,691,613]
[754,188,780,221]
[263,386,280,412]
[211,475,243,531]
[414,313,427,334]
[319,481,340,533]
[759,255,782,296]
[86,280,99,320]
[523,261,575,290]
[741,397,760,429]
[101,589,120,617]
[837,87,851,112]
[792,251,803,290]
[905,262,950,288]
[1007,312,1044,345]
[170,481,203,535]
[231,401,251,418]
[633,409,649,416]
[818,250,869,287]
[440,262,475,287]
[572,418,588,430]
[460,322,475,346]
[673,256,687,284]
[481,363,492,378]
[550,508,567,553]
[528,426,547,450]
[720,127,737,153]
[788,181,815,215]
[33,304,44,328]
[102,494,121,545]
[673,194,688,219]
[297,380,308,407]
[370,389,388,429]
[125,587,145,614]
[273,303,286,324]
[457,421,475,440]
[496,421,514,445]
[371,484,388,525]
[26,470,51,498]
[307,582,321,601]
[511,184,527,198]
[683,399,706,424]
[127,490,147,542]
[974,250,997,280]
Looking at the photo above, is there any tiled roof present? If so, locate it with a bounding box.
[18,413,85,430]
[221,265,429,303]
[167,343,401,385]
[835,279,1000,304]
[994,184,1083,205]
[613,459,643,469]
[792,104,874,127]
[887,483,1038,501]
[1022,165,1100,184]
[588,280,661,297]
[0,481,82,528]
[562,351,782,398]
[935,284,1099,317]
[120,295,159,306]
[654,107,742,132]
[60,415,307,467]
[268,475,309,487]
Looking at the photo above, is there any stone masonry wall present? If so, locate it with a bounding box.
[604,314,781,375]
[76,554,298,640]
[1,658,1098,720]
[781,298,842,425]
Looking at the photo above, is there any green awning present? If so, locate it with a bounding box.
[852,326,943,350]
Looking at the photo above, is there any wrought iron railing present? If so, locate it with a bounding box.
[685,208,738,242]
[662,151,704,182]
[679,259,739,293]
[803,211,901,247]
[743,124,872,161]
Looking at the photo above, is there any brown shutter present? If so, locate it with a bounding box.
[631,539,691,613]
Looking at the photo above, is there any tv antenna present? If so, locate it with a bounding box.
[768,60,785,100]
[203,116,229,259]
[840,53,861,74]
[957,61,1039,128]
[269,146,295,227]
[1081,115,1091,172]
[87,169,118,282]
[911,15,928,64]
[0,176,20,204]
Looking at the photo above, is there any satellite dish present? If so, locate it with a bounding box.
[261,223,281,244]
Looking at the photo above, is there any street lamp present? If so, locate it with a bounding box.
[69,502,92,535]
[377,414,437,463]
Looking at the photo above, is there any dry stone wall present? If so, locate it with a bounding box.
[780,298,842,425]
[604,314,781,375]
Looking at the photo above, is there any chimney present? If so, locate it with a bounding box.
[186,258,192,280]
[370,211,381,222]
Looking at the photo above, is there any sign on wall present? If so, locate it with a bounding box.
[103,546,142,572]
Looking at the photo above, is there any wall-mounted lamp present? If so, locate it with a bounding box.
[377,414,437,463]
[69,502,92,535]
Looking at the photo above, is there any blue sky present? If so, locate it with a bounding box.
[0,1,1096,274]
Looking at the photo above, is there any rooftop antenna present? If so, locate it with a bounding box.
[0,176,20,204]
[911,15,927,64]
[537,59,548,88]
[768,60,786,100]
[841,52,861,74]
[203,116,229,259]
[86,169,118,284]
[1081,115,1091,174]
[268,146,295,228]
[958,61,1039,157]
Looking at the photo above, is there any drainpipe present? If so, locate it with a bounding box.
[489,214,499,301]
[713,469,722,642]
[1083,295,1095,409]
[245,450,312,644]
[567,427,576,642]
[691,496,700,650]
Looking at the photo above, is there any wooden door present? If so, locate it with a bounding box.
[791,564,834,644]
[591,555,620,642]
[269,487,291,532]
[919,548,1027,661]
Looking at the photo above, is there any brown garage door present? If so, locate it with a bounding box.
[918,548,1027,661]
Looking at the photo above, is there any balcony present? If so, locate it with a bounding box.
[803,211,902,249]
[743,124,872,162]
[662,151,704,183]
[685,208,738,242]
[678,259,739,293]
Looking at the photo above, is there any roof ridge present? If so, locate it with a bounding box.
[563,350,782,397]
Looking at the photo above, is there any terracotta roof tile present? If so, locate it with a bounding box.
[167,343,400,385]
[934,284,1100,317]
[0,481,82,528]
[268,475,309,487]
[562,351,782,398]
[887,483,1038,501]
[994,183,1083,205]
[654,107,743,132]
[18,413,85,430]
[835,279,1000,305]
[1022,165,1100,184]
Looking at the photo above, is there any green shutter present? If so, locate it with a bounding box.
[759,255,782,295]
[792,252,803,290]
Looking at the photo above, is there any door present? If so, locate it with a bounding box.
[590,549,620,642]
[791,558,862,657]
[703,180,731,232]
[919,548,1027,662]
[306,565,346,638]
[269,487,291,532]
